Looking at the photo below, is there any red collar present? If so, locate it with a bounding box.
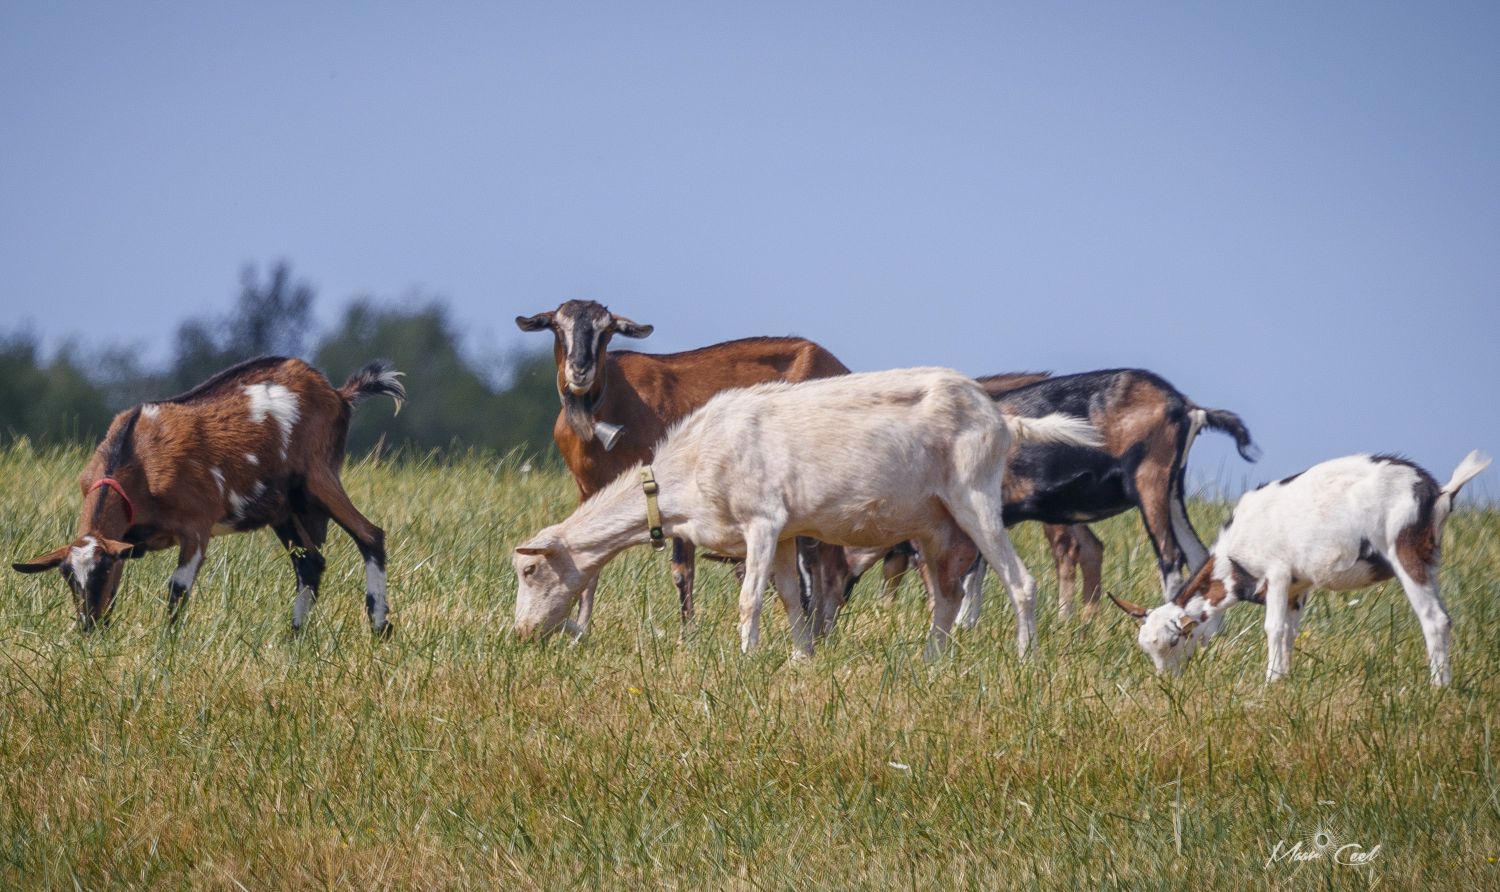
[90,477,135,525]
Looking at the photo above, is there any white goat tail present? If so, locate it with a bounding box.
[1443,450,1491,496]
[1005,412,1102,449]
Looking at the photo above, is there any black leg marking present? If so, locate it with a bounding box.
[355,529,391,637]
[166,543,205,625]
[276,515,328,631]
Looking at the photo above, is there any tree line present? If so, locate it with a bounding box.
[0,263,562,459]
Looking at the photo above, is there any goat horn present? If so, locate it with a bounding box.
[1108,592,1149,621]
[594,421,624,451]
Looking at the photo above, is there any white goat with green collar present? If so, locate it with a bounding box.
[512,367,1100,659]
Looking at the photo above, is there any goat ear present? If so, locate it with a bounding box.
[12,545,72,574]
[1108,592,1149,622]
[610,315,653,339]
[100,538,135,560]
[515,536,559,557]
[1178,616,1199,634]
[515,312,555,332]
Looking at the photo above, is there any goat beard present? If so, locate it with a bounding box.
[562,390,599,442]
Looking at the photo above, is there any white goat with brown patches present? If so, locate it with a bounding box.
[12,356,405,633]
[512,368,1100,658]
[1111,452,1490,685]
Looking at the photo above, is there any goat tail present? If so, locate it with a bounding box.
[1432,449,1491,533]
[339,360,407,415]
[1192,407,1260,462]
[1005,412,1102,449]
[1442,450,1491,497]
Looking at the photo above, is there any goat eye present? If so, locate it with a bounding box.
[522,565,536,578]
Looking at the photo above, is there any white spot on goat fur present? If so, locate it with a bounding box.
[245,453,259,466]
[210,467,225,494]
[366,555,387,599]
[68,536,99,582]
[244,383,300,454]
[141,404,160,419]
[796,548,813,608]
[293,584,317,628]
[365,554,389,628]
[228,481,266,517]
[171,550,203,590]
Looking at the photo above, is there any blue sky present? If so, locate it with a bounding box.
[3,3,1497,495]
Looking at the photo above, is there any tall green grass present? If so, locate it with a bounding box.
[1,440,1496,889]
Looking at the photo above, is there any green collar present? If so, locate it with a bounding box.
[640,466,666,551]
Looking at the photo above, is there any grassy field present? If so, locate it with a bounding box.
[1,440,1497,889]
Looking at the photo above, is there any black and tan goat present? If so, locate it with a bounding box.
[819,368,1257,631]
[12,356,405,633]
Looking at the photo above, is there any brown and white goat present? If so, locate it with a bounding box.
[821,368,1256,631]
[12,356,405,633]
[1112,452,1490,685]
[516,299,849,632]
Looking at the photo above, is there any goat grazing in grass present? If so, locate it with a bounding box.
[817,368,1256,633]
[517,299,849,633]
[1110,452,1491,685]
[12,357,405,634]
[513,368,1100,659]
